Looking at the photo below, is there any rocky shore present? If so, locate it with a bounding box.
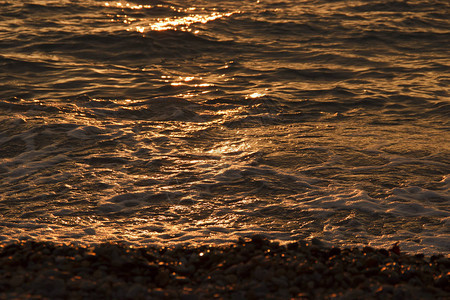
[0,236,448,299]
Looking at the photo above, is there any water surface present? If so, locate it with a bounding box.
[0,0,449,253]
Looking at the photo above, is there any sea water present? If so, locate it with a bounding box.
[0,0,449,254]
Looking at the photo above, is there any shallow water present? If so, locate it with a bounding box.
[0,0,449,253]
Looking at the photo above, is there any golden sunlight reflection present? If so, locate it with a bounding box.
[104,2,237,34]
[247,92,266,99]
[207,141,251,155]
[104,2,152,10]
[150,12,234,32]
[169,76,213,87]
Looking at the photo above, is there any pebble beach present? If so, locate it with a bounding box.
[1,236,448,299]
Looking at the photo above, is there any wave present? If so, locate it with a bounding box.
[0,0,449,253]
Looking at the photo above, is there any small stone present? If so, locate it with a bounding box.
[287,242,299,250]
[9,274,25,287]
[133,276,146,284]
[32,276,66,298]
[96,281,112,294]
[74,254,82,261]
[435,273,449,288]
[174,275,190,285]
[289,286,301,296]
[111,281,128,299]
[249,282,270,298]
[93,269,105,279]
[271,276,289,288]
[364,257,378,268]
[378,249,389,256]
[311,238,328,247]
[436,257,450,268]
[252,266,268,281]
[226,274,238,284]
[297,240,308,248]
[230,291,246,300]
[80,279,96,291]
[251,234,267,246]
[414,253,425,260]
[352,274,365,286]
[180,294,198,300]
[189,253,199,264]
[225,264,239,275]
[155,269,170,287]
[274,267,286,277]
[363,246,375,253]
[388,272,400,284]
[313,262,326,273]
[55,256,66,264]
[329,247,341,257]
[126,283,146,299]
[389,242,400,255]
[150,289,166,298]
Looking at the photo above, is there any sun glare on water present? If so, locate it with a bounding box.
[104,2,152,10]
[149,12,234,32]
[104,2,235,33]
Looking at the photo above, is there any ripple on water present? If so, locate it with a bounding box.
[0,0,449,253]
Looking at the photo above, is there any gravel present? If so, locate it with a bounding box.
[0,236,448,299]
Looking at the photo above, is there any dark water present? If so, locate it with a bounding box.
[0,0,449,253]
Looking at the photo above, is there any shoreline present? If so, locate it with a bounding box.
[1,236,448,299]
